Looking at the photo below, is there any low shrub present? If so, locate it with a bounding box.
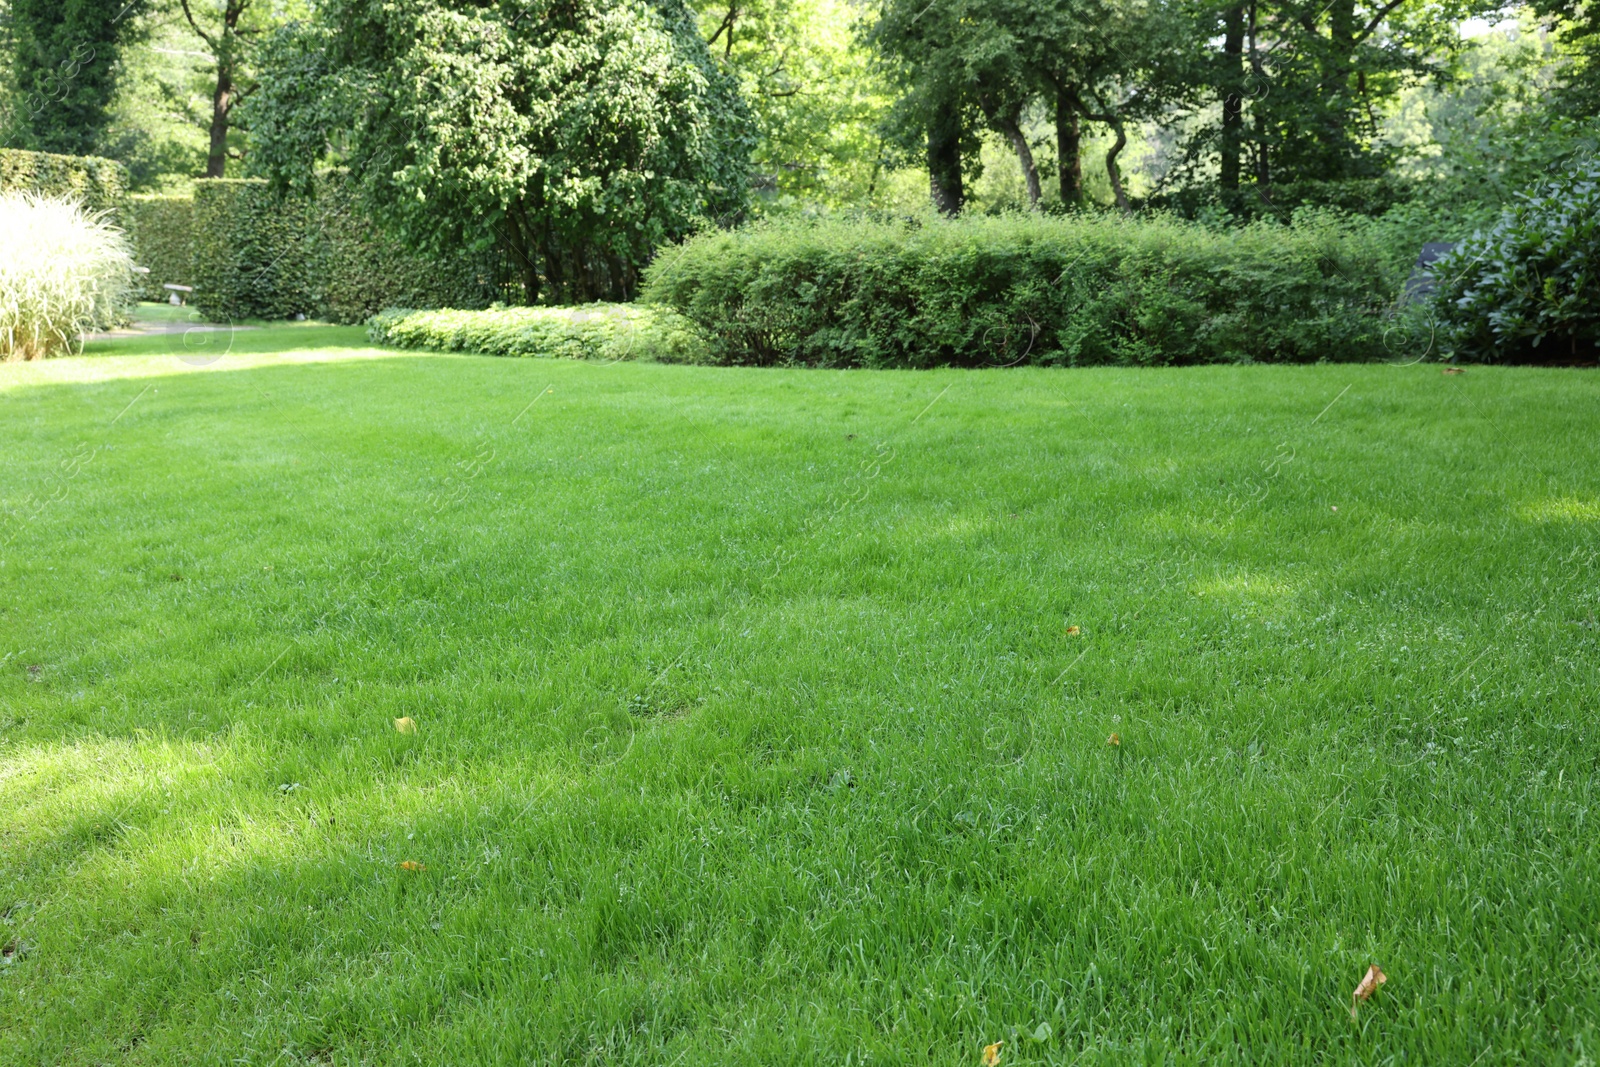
[124,195,196,301]
[1432,159,1600,362]
[0,192,134,360]
[641,210,1402,367]
[368,305,709,363]
[0,149,127,218]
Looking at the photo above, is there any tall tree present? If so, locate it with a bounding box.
[247,0,753,304]
[177,0,263,178]
[1201,0,1478,197]
[6,0,149,154]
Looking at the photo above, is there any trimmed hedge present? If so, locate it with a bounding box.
[187,177,502,322]
[368,305,709,363]
[311,175,504,324]
[0,149,127,217]
[124,195,197,301]
[642,211,1403,367]
[191,179,314,320]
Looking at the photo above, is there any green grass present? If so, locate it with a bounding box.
[2,325,1598,1064]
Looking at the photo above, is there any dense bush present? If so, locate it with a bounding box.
[0,149,126,217]
[0,192,134,360]
[124,196,196,301]
[368,305,708,363]
[310,175,505,325]
[1432,160,1600,362]
[190,179,314,321]
[643,211,1402,367]
[246,0,751,305]
[187,178,503,323]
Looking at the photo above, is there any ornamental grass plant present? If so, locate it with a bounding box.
[0,191,133,361]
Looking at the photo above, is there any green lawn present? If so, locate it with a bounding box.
[3,326,1598,1065]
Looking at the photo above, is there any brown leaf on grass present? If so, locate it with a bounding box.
[1066,625,1081,636]
[394,717,416,735]
[1107,733,1120,747]
[1350,964,1386,1018]
[982,1041,1003,1065]
[399,860,426,872]
[1442,367,1465,375]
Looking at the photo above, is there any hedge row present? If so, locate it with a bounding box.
[368,305,708,363]
[190,180,314,320]
[124,195,197,301]
[642,211,1404,367]
[136,178,504,322]
[191,179,506,322]
[0,148,126,217]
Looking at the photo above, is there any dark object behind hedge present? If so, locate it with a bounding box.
[642,211,1403,367]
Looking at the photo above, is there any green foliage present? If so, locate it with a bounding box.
[189,178,312,320]
[246,0,754,305]
[1432,158,1600,362]
[644,211,1402,366]
[185,177,503,323]
[0,191,133,359]
[690,0,894,210]
[311,175,504,325]
[94,6,212,192]
[123,195,195,300]
[0,148,126,215]
[368,304,709,363]
[1155,175,1421,222]
[5,0,149,154]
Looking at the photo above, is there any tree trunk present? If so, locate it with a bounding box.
[927,95,964,216]
[541,221,565,304]
[999,115,1041,210]
[1247,1,1270,194]
[1220,4,1245,193]
[1055,89,1082,207]
[1105,117,1130,211]
[204,62,233,179]
[503,200,540,305]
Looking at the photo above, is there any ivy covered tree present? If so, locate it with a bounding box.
[246,0,753,304]
[5,0,149,154]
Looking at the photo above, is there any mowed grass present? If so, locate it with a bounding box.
[2,325,1598,1065]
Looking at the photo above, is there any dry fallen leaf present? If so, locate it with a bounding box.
[1351,963,1386,1018]
[399,860,426,872]
[1442,367,1465,375]
[1107,733,1120,747]
[394,717,417,735]
[1066,625,1081,636]
[982,1040,1003,1065]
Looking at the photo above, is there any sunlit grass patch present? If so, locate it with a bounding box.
[2,351,1598,1064]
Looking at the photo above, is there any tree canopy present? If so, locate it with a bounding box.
[4,0,149,154]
